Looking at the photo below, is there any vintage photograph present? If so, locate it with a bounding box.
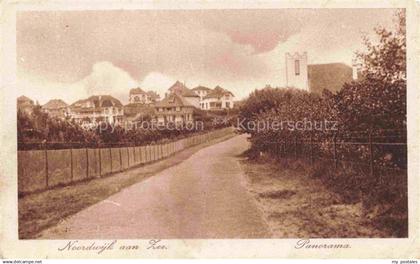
[15,7,408,241]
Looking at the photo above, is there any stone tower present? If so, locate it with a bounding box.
[285,52,309,91]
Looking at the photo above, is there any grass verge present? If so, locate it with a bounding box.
[240,155,405,238]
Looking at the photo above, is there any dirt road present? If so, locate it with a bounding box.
[40,134,270,239]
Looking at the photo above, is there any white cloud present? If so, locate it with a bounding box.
[80,61,139,103]
[18,61,139,105]
[17,76,87,105]
[140,72,176,98]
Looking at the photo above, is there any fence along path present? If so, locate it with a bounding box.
[263,130,407,179]
[18,127,233,194]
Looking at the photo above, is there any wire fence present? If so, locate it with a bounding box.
[262,130,407,177]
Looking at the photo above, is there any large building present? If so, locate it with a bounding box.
[308,63,354,94]
[154,93,195,125]
[125,87,160,121]
[285,52,355,94]
[42,99,68,119]
[129,87,160,105]
[166,81,200,108]
[201,86,235,110]
[191,85,212,100]
[68,95,124,125]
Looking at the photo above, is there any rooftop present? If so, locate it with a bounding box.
[203,86,234,99]
[129,87,146,95]
[191,85,212,92]
[168,81,199,97]
[71,95,123,109]
[155,93,195,108]
[42,99,68,109]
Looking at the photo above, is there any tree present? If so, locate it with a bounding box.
[336,10,406,133]
[355,9,406,83]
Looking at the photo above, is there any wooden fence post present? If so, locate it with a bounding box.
[99,148,102,176]
[310,135,314,165]
[283,140,286,157]
[127,148,130,167]
[369,132,374,179]
[333,135,337,169]
[109,148,112,173]
[70,148,74,182]
[45,143,49,188]
[119,147,123,171]
[86,148,89,179]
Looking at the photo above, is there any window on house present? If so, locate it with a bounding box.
[176,107,181,111]
[226,102,230,108]
[295,60,300,76]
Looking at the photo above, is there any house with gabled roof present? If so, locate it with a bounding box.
[201,86,235,110]
[129,87,160,105]
[42,99,69,119]
[191,85,212,101]
[166,81,200,108]
[154,93,195,125]
[68,95,124,124]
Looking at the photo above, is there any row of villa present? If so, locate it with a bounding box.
[17,81,235,126]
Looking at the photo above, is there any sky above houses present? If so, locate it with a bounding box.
[17,9,398,104]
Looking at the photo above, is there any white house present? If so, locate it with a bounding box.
[191,85,212,100]
[201,86,235,110]
[154,93,195,125]
[129,87,152,104]
[166,81,200,108]
[69,95,124,125]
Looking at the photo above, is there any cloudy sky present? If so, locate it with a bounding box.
[17,9,398,104]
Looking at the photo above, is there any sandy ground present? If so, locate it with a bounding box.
[40,134,270,239]
[240,158,388,238]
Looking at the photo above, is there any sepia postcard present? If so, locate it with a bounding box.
[0,0,420,260]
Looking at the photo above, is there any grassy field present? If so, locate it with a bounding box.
[240,156,396,238]
[19,133,236,239]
